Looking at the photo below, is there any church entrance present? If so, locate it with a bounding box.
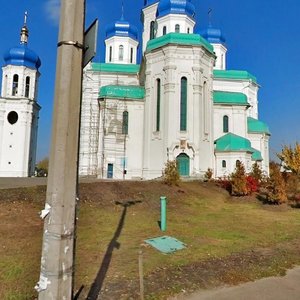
[176,153,190,176]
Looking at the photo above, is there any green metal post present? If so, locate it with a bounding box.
[160,196,167,231]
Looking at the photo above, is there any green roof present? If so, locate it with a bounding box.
[213,91,249,106]
[215,133,253,152]
[247,117,270,135]
[251,148,263,161]
[214,70,257,84]
[89,63,140,74]
[99,85,145,100]
[146,33,214,54]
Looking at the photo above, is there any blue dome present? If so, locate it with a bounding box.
[200,25,226,44]
[106,18,138,41]
[4,44,41,69]
[157,0,195,19]
[144,0,159,6]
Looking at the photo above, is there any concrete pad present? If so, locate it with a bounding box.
[173,267,300,300]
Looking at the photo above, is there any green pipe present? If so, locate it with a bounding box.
[160,196,167,231]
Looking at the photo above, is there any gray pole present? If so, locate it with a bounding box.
[36,1,85,299]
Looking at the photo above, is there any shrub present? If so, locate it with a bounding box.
[246,175,259,194]
[266,163,287,204]
[163,160,180,186]
[250,162,263,183]
[217,177,232,193]
[204,168,213,181]
[231,161,249,196]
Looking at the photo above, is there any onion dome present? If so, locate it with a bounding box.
[4,45,41,69]
[143,0,159,6]
[201,24,226,44]
[157,0,195,19]
[105,18,138,41]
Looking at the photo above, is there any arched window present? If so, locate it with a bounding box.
[180,77,187,131]
[156,79,161,131]
[223,115,229,133]
[222,160,226,168]
[122,111,128,134]
[150,21,155,40]
[187,28,190,34]
[119,45,124,61]
[163,26,167,35]
[175,24,180,33]
[236,160,241,167]
[12,74,19,96]
[221,54,224,69]
[25,76,30,98]
[109,46,112,62]
[130,47,133,63]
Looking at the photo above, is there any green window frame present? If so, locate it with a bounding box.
[122,111,128,134]
[156,79,161,131]
[180,77,187,131]
[223,115,229,133]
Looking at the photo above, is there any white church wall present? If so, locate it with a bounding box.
[213,79,259,118]
[143,44,215,179]
[98,98,144,179]
[79,65,140,177]
[156,14,195,37]
[213,105,248,140]
[142,2,159,53]
[215,151,252,178]
[0,99,38,176]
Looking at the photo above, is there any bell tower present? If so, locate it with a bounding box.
[0,12,41,177]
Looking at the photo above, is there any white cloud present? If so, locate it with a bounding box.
[44,0,61,25]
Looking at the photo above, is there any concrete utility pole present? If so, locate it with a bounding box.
[36,1,85,299]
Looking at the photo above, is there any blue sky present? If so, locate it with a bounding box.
[1,0,300,161]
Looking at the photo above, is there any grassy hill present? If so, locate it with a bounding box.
[1,181,300,299]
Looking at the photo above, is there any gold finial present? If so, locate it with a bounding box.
[20,11,29,44]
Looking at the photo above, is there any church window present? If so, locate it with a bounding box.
[156,79,161,131]
[119,45,124,61]
[12,74,19,96]
[180,77,187,131]
[175,24,180,33]
[222,160,226,168]
[25,76,30,98]
[130,47,133,63]
[122,111,128,134]
[187,28,190,34]
[163,26,167,35]
[109,46,112,62]
[223,115,229,133]
[236,160,241,167]
[150,21,155,40]
[7,111,18,125]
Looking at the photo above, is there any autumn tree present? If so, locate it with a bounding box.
[266,162,287,204]
[163,160,180,186]
[36,157,49,176]
[250,162,263,182]
[277,143,300,175]
[231,161,249,196]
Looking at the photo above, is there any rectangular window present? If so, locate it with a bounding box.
[156,79,161,131]
[180,77,187,131]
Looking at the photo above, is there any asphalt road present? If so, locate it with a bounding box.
[174,267,300,300]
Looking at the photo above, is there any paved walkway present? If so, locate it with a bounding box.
[174,267,300,300]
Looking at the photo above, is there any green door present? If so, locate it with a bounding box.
[176,153,190,176]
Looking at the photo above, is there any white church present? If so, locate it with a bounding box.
[0,17,40,177]
[79,0,270,180]
[0,1,270,179]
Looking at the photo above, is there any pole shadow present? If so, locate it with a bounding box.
[85,199,142,300]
